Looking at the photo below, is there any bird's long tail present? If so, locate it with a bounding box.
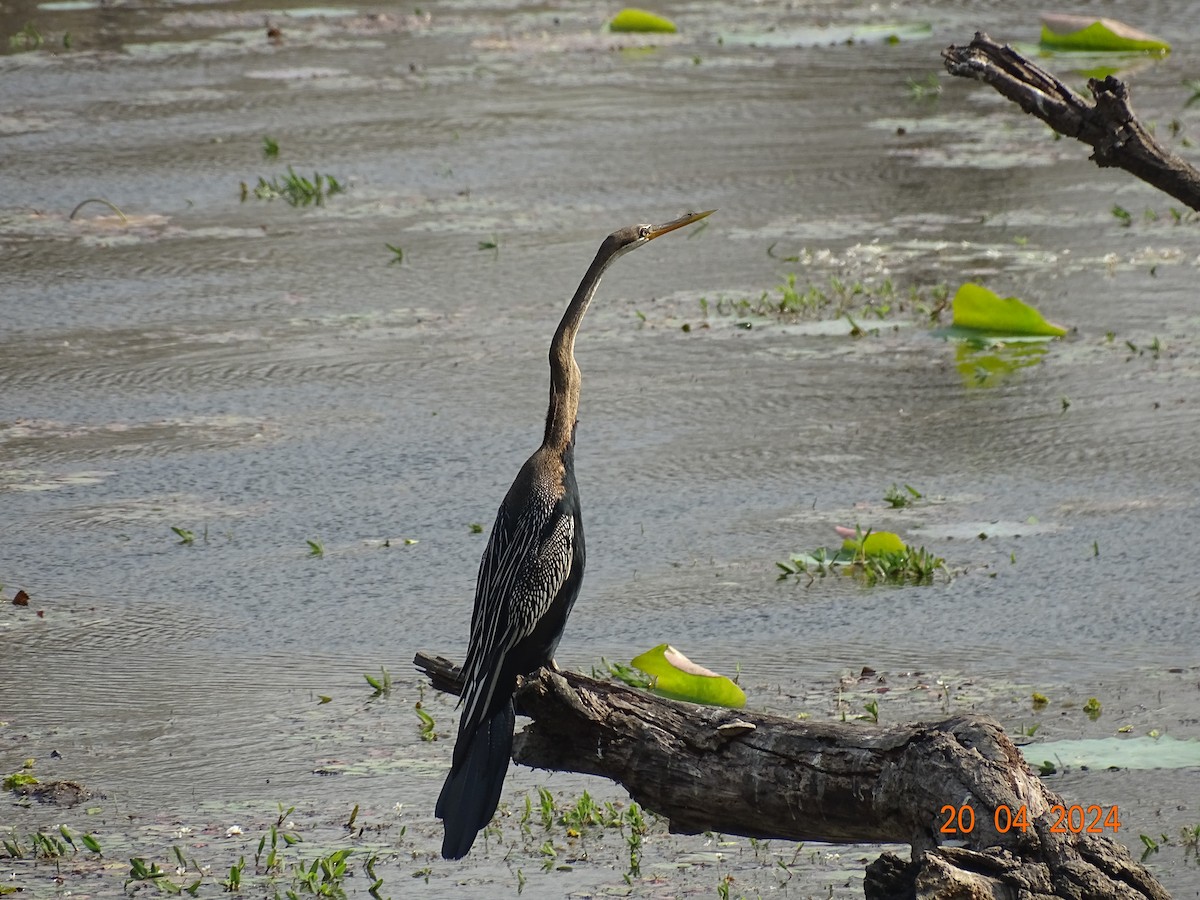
[436,698,516,860]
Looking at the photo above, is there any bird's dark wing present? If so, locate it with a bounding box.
[456,491,576,745]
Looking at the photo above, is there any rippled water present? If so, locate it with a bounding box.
[3,0,1200,895]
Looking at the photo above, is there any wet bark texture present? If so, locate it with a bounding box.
[942,31,1200,211]
[413,653,1168,900]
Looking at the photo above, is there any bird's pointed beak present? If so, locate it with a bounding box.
[645,209,715,240]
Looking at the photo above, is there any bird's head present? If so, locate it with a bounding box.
[601,209,715,261]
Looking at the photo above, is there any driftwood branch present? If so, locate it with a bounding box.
[414,652,1168,900]
[942,31,1200,210]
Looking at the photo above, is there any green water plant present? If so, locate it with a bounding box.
[1039,13,1169,54]
[608,8,676,33]
[933,283,1067,345]
[245,167,344,207]
[415,704,437,741]
[884,483,922,508]
[364,667,392,698]
[779,526,946,585]
[629,644,745,707]
[8,22,43,51]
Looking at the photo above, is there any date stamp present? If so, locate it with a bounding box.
[939,803,1121,835]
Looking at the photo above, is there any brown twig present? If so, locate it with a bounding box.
[943,31,1200,210]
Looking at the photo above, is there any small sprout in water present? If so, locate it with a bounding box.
[1093,540,1100,557]
[318,695,332,704]
[172,526,195,544]
[469,523,484,534]
[1083,697,1102,719]
[415,704,437,741]
[478,235,500,256]
[386,243,404,264]
[249,166,344,207]
[1111,204,1133,227]
[1023,723,1040,737]
[1032,692,1049,709]
[1061,396,1071,412]
[635,310,647,322]
[364,666,393,698]
[1038,760,1056,776]
[8,22,43,51]
[862,699,879,723]
[884,483,922,508]
[404,538,418,545]
[307,539,324,557]
[905,72,941,100]
[262,136,279,158]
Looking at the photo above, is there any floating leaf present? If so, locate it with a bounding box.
[1039,14,1169,54]
[839,529,906,556]
[630,644,745,708]
[933,283,1066,347]
[609,8,676,33]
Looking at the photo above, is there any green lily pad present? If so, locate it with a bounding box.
[1039,14,1169,54]
[933,282,1067,346]
[842,530,906,556]
[608,8,676,33]
[630,644,745,708]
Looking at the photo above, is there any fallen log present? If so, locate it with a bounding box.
[413,652,1168,900]
[942,31,1200,210]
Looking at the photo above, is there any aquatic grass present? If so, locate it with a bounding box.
[3,759,37,791]
[597,657,651,690]
[364,667,392,698]
[884,483,922,508]
[385,243,404,265]
[701,274,948,324]
[292,848,353,896]
[478,235,500,258]
[8,22,43,51]
[906,73,941,100]
[414,703,437,741]
[245,167,344,207]
[262,136,280,159]
[778,527,946,586]
[172,527,195,545]
[307,539,324,557]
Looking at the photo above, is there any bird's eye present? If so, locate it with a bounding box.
[639,226,651,239]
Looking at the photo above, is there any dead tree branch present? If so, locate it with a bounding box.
[942,31,1200,210]
[413,651,1168,899]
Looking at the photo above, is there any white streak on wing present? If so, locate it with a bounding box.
[457,489,575,738]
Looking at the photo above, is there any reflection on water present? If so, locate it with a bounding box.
[2,0,1199,893]
[953,341,1048,388]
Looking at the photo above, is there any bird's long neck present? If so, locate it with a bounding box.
[542,248,618,453]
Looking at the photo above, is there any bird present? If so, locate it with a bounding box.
[436,209,715,860]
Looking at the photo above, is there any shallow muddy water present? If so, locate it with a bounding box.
[2,0,1200,896]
